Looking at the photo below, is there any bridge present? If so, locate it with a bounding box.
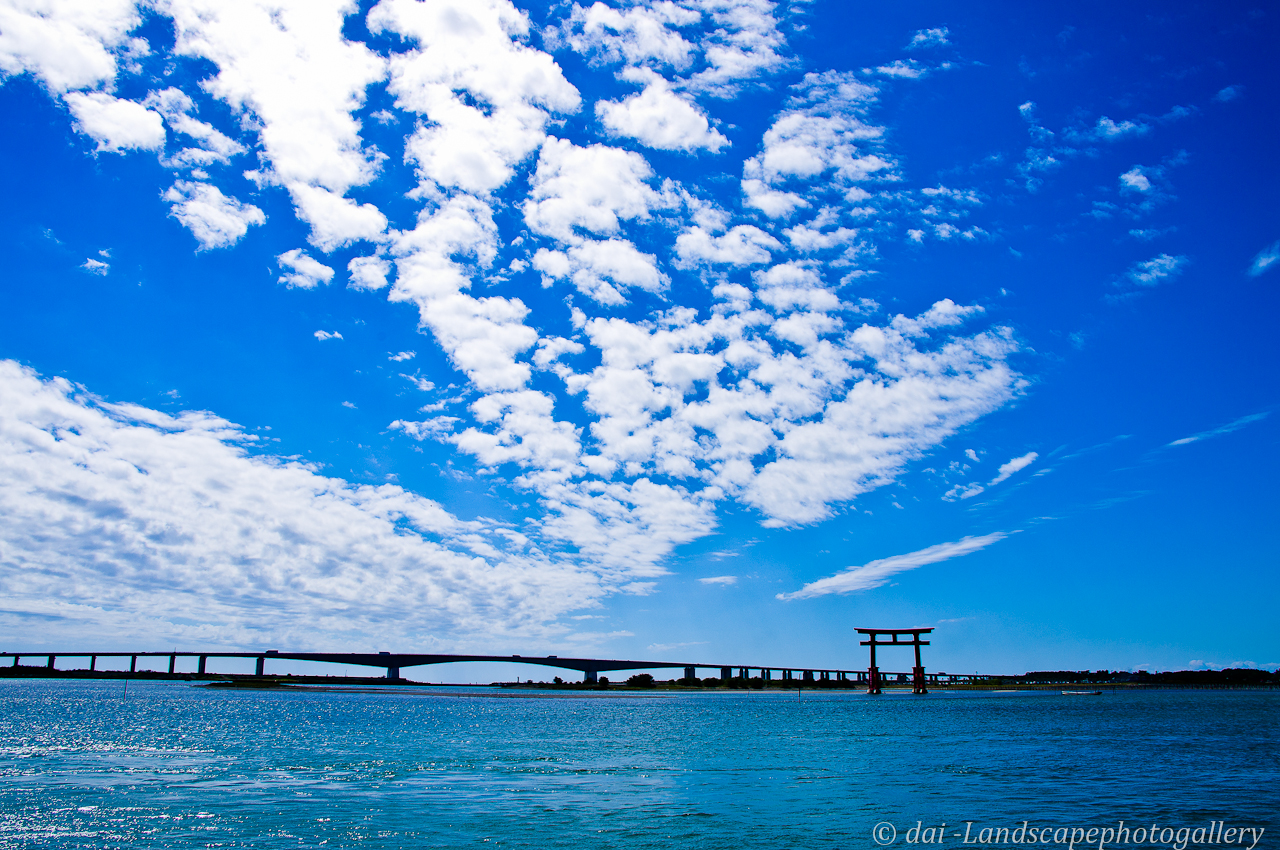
[0,647,998,689]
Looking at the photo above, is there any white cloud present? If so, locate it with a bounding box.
[164,180,265,250]
[740,71,891,218]
[534,239,667,305]
[675,224,780,267]
[80,258,109,275]
[698,575,737,585]
[3,0,1034,637]
[778,532,1010,600]
[560,0,787,98]
[596,72,728,152]
[684,0,787,96]
[277,248,335,289]
[389,351,416,362]
[872,60,926,79]
[372,0,580,197]
[554,2,699,69]
[742,178,808,218]
[1214,85,1243,103]
[314,330,343,341]
[0,0,142,93]
[1125,254,1187,287]
[1120,167,1151,192]
[146,87,245,166]
[523,138,664,243]
[167,0,389,250]
[64,91,165,152]
[1166,412,1268,447]
[0,360,618,647]
[1247,241,1279,277]
[348,255,391,290]
[907,27,949,50]
[1092,116,1148,141]
[943,483,985,501]
[988,451,1037,486]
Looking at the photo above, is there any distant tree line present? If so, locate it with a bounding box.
[1019,669,1279,685]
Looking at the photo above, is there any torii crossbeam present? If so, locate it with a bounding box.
[857,627,932,695]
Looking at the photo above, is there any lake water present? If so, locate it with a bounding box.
[0,680,1275,849]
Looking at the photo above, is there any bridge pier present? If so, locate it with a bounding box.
[89,655,96,672]
[584,670,597,684]
[130,655,136,673]
[683,666,695,681]
[387,666,399,680]
[10,656,16,667]
[802,670,814,683]
[47,655,55,670]
[198,655,206,675]
[255,656,264,676]
[168,655,176,674]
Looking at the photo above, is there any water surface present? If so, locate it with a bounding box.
[1,680,1274,848]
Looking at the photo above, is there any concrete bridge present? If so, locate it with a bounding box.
[0,650,998,688]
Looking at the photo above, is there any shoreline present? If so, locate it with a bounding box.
[1,666,1276,692]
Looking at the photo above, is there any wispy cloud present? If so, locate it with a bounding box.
[646,641,707,654]
[907,27,949,50]
[777,532,1011,600]
[989,451,1037,486]
[698,575,737,586]
[1247,241,1279,277]
[1166,412,1269,447]
[1126,254,1187,286]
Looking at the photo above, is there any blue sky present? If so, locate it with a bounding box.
[0,0,1276,679]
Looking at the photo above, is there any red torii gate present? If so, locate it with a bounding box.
[857,627,932,695]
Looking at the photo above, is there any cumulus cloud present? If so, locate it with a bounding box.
[314,330,343,341]
[277,248,335,289]
[675,224,781,267]
[64,91,165,152]
[523,138,664,243]
[146,86,245,167]
[1120,167,1151,192]
[164,181,265,249]
[777,533,1010,600]
[596,71,728,152]
[167,0,389,250]
[533,239,667,305]
[0,0,142,93]
[348,255,391,290]
[553,1,699,69]
[372,0,580,198]
[80,258,109,275]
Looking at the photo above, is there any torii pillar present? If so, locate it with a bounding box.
[857,627,933,694]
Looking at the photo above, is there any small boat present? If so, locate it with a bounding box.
[1062,690,1102,695]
